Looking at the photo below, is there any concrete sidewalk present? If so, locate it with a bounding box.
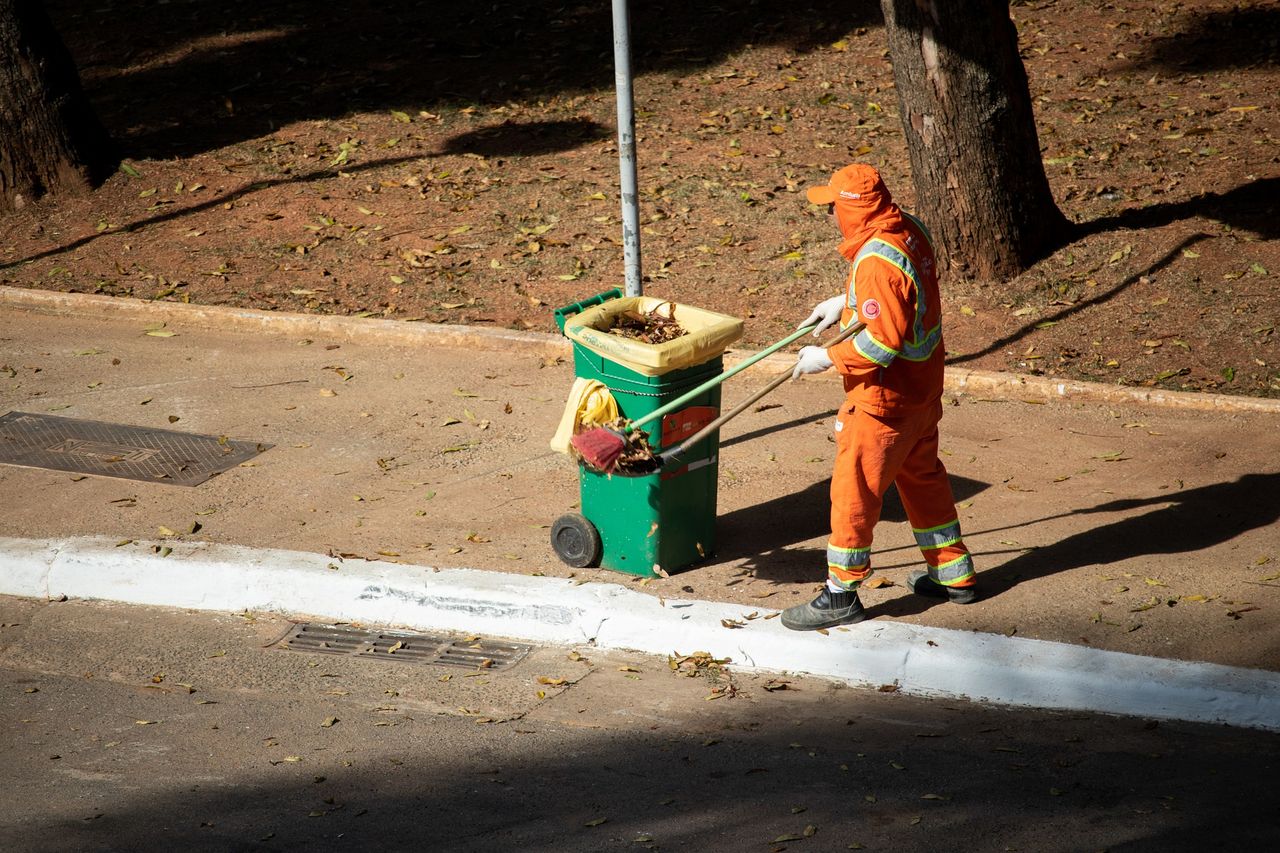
[2,288,1279,729]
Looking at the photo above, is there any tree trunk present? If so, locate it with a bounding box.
[880,0,1068,280]
[0,0,114,213]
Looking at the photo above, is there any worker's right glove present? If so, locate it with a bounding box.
[798,295,846,336]
[792,345,834,380]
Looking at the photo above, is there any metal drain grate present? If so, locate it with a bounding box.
[0,411,270,486]
[274,623,533,671]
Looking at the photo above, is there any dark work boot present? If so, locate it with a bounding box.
[907,569,978,604]
[781,588,867,631]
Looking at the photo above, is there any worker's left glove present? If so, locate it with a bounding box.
[798,295,846,336]
[792,346,834,380]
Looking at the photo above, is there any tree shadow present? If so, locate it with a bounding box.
[1079,177,1280,242]
[717,474,990,573]
[440,119,611,158]
[874,472,1280,619]
[946,232,1210,366]
[48,0,880,160]
[949,174,1279,364]
[1135,6,1280,73]
[0,155,425,273]
[11,701,1277,853]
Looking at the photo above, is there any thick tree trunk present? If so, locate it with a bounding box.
[0,0,114,213]
[880,0,1068,280]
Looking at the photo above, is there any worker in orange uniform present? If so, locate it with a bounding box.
[781,163,976,631]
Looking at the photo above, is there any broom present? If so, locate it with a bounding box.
[571,320,864,473]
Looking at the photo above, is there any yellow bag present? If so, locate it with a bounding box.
[550,378,619,454]
[562,297,744,377]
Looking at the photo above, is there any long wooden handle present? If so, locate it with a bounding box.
[660,321,865,464]
[625,323,821,434]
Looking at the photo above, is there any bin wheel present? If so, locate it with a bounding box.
[551,513,602,568]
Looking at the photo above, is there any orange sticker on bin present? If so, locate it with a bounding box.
[662,406,718,445]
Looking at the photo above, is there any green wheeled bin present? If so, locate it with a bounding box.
[551,290,744,577]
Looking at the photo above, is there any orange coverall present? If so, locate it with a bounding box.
[821,193,974,593]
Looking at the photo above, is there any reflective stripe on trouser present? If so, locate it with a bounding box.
[827,398,973,590]
[912,521,975,587]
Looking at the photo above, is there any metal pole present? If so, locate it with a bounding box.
[611,0,641,296]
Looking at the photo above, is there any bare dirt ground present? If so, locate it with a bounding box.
[2,0,1278,399]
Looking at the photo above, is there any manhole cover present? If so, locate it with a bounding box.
[274,623,533,671]
[0,411,270,486]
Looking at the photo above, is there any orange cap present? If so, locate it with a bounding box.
[805,163,890,207]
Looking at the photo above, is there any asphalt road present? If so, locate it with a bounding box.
[2,596,1277,852]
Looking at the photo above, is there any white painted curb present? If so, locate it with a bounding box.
[2,535,1278,733]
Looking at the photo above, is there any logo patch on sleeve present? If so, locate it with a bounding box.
[860,298,882,320]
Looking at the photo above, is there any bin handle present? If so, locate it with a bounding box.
[626,322,856,434]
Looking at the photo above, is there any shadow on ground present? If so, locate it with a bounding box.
[1137,5,1280,74]
[8,696,1277,853]
[717,474,990,572]
[875,472,1280,626]
[51,0,880,160]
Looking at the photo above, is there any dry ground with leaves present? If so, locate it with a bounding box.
[2,0,1278,398]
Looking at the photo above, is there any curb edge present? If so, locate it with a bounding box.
[4,285,1277,414]
[3,535,1278,733]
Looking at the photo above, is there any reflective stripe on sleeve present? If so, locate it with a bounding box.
[853,238,940,363]
[853,328,897,367]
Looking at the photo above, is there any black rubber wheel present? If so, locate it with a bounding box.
[551,513,602,568]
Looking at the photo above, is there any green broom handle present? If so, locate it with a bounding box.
[626,321,852,434]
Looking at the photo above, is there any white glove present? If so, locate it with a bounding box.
[792,345,834,380]
[798,295,846,336]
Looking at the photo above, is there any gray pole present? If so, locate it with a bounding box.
[611,0,641,297]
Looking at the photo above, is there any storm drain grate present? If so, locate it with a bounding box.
[274,623,533,671]
[0,411,270,486]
